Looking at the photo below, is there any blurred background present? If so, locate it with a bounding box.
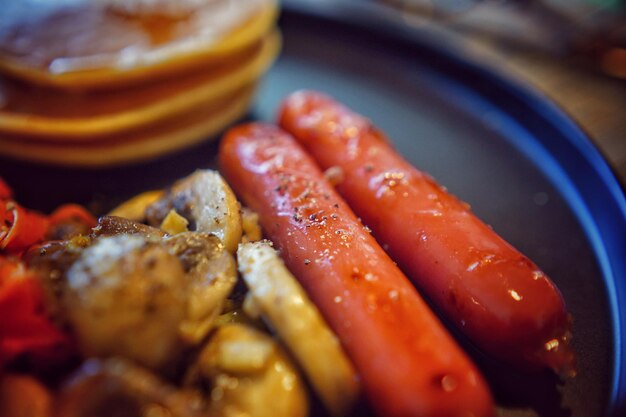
[1,0,623,188]
[332,0,626,181]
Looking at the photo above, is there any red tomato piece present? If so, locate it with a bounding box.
[0,258,73,370]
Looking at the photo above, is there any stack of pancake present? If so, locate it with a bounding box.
[0,0,280,167]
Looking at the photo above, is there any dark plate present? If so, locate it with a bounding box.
[1,2,625,417]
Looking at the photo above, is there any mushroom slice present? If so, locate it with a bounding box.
[91,215,166,239]
[164,232,237,344]
[57,358,205,417]
[237,241,360,416]
[64,234,188,370]
[194,323,308,417]
[146,170,242,253]
[25,238,91,321]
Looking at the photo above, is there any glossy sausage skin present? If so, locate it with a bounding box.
[278,91,574,375]
[219,123,494,417]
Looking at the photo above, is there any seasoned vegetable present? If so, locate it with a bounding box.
[47,205,96,228]
[219,123,494,417]
[238,240,359,416]
[1,200,48,253]
[63,234,189,369]
[0,179,95,252]
[164,232,237,344]
[0,256,75,370]
[91,215,166,239]
[279,90,575,375]
[192,323,309,417]
[61,227,238,368]
[146,170,242,253]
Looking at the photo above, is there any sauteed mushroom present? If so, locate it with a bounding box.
[64,234,188,370]
[164,232,237,344]
[91,215,166,239]
[146,170,242,253]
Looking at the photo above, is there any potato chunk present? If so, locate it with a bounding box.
[146,170,242,253]
[196,324,308,417]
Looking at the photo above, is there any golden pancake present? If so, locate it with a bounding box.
[0,0,277,90]
[0,85,254,167]
[0,31,280,139]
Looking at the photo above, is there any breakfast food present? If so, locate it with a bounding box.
[0,90,578,416]
[0,32,280,138]
[0,172,357,417]
[0,0,278,89]
[237,241,359,417]
[278,90,575,375]
[144,170,243,253]
[0,194,96,372]
[219,123,494,417]
[0,0,279,166]
[0,85,254,166]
